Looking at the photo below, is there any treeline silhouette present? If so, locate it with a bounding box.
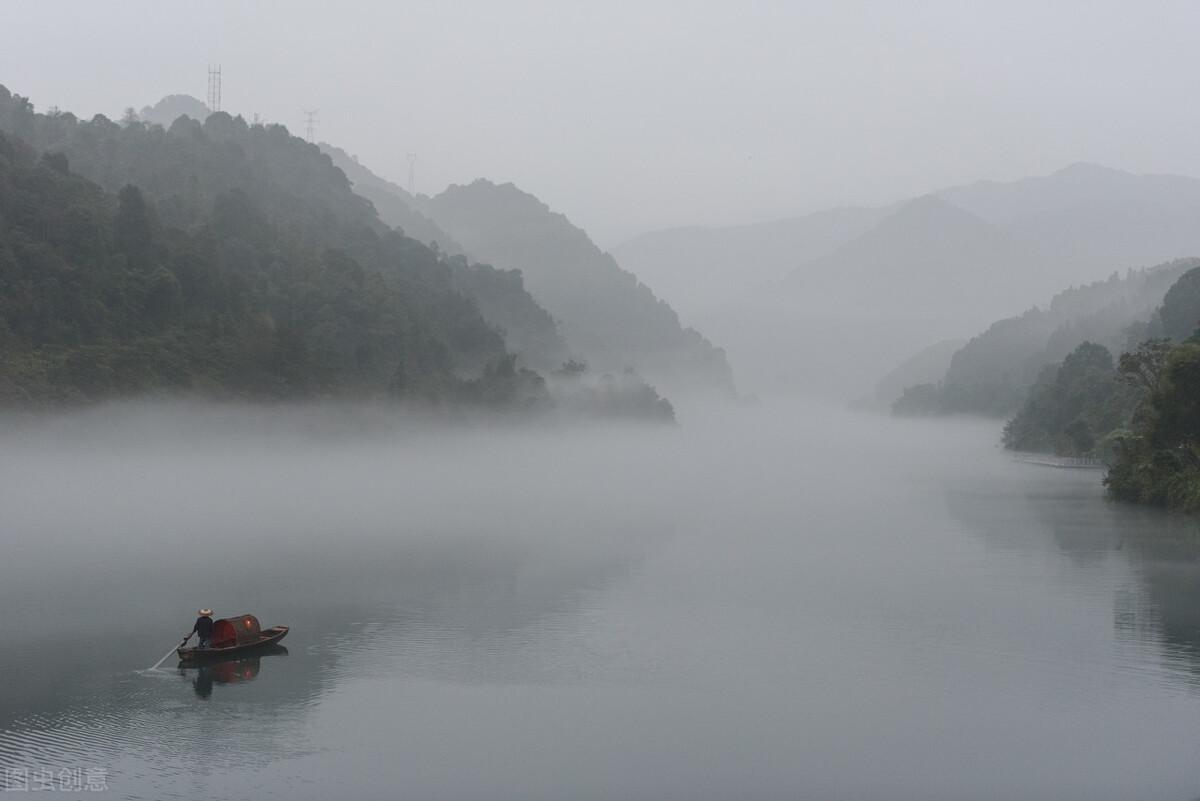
[0,85,672,419]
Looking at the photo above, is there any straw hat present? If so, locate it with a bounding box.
[198,608,213,616]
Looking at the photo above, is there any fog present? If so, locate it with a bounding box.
[0,402,679,596]
[4,402,1200,799]
[6,1,1200,242]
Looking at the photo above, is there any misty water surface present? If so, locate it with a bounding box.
[2,401,1200,801]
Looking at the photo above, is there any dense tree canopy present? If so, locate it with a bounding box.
[1002,342,1137,456]
[0,85,677,421]
[0,86,545,407]
[1106,343,1200,511]
[986,264,1200,511]
[1158,266,1200,342]
[0,129,532,404]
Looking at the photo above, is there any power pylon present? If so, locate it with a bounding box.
[302,110,318,143]
[206,65,222,113]
[407,153,417,195]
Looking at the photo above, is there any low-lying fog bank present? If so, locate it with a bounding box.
[0,397,997,592]
[10,400,1200,801]
[0,396,1004,726]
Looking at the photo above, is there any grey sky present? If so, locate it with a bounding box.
[4,0,1200,244]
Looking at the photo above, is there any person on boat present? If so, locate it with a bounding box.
[190,608,215,649]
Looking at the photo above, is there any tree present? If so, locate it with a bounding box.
[1118,338,1172,394]
[1149,344,1200,455]
[1003,342,1137,456]
[1106,343,1200,510]
[1159,266,1200,341]
[114,184,154,260]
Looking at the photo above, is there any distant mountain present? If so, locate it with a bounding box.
[870,338,965,409]
[611,205,888,319]
[940,162,1150,222]
[317,144,571,370]
[684,196,1031,399]
[780,195,1026,320]
[938,162,1200,281]
[619,163,1200,399]
[137,94,210,127]
[418,179,736,398]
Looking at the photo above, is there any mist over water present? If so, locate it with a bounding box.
[2,400,1200,800]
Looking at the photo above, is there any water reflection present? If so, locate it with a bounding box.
[178,645,289,699]
[0,532,648,800]
[1112,517,1200,687]
[946,461,1200,690]
[942,460,1126,561]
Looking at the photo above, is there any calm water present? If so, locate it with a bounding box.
[2,401,1200,801]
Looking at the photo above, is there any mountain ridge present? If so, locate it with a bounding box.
[619,162,1200,398]
[419,178,738,398]
[0,85,568,410]
[112,94,734,401]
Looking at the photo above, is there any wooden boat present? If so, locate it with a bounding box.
[177,613,289,662]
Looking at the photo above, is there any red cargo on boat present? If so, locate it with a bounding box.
[178,613,289,661]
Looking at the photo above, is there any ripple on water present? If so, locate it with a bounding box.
[0,668,319,800]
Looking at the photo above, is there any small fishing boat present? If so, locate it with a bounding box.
[177,613,289,662]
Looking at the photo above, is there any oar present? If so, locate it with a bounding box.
[147,635,190,671]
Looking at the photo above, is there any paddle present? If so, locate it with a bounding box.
[147,637,189,671]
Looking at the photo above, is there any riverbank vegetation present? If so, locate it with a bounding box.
[997,266,1200,511]
[1104,341,1200,510]
[891,259,1197,417]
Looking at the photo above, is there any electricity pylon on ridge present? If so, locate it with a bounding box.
[206,65,221,113]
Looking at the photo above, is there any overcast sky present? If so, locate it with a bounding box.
[5,0,1200,244]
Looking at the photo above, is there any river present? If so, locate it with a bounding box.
[1,400,1198,801]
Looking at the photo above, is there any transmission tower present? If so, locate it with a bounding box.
[206,65,222,113]
[407,153,417,195]
[302,110,318,143]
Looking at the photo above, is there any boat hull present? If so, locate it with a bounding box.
[177,625,289,661]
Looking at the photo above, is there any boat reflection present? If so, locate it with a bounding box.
[176,644,289,699]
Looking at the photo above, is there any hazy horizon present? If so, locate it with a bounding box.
[6,0,1200,244]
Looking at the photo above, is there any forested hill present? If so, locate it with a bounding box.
[319,143,461,255]
[870,338,964,410]
[314,147,735,398]
[319,142,570,371]
[997,265,1200,511]
[418,180,737,398]
[0,85,557,407]
[138,95,211,128]
[0,87,372,236]
[891,258,1197,416]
